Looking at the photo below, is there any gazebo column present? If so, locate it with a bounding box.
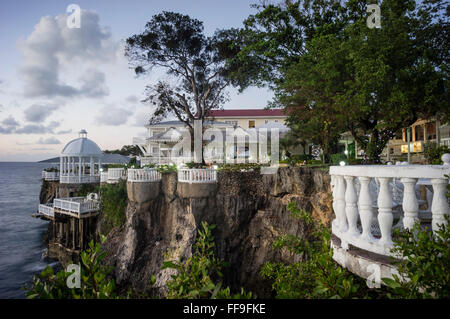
[79,156,82,183]
[90,156,93,176]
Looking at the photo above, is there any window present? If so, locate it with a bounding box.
[225,120,238,126]
[249,120,255,128]
[265,120,269,124]
[274,120,279,123]
[152,147,159,155]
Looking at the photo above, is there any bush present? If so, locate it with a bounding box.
[157,163,178,173]
[142,163,156,169]
[261,202,382,298]
[185,161,206,169]
[382,215,450,298]
[99,179,127,234]
[44,167,59,172]
[218,163,264,172]
[348,158,363,165]
[162,221,253,299]
[330,153,347,165]
[26,237,122,299]
[423,143,450,164]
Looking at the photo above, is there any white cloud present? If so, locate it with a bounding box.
[36,137,61,144]
[24,104,59,122]
[2,115,20,127]
[19,10,117,98]
[95,105,132,125]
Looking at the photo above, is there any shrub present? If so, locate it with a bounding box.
[423,143,450,164]
[382,215,450,298]
[44,167,59,172]
[218,163,264,172]
[261,202,381,298]
[330,153,347,165]
[99,179,127,234]
[348,158,363,165]
[184,161,206,169]
[162,221,253,299]
[142,163,156,169]
[26,237,123,299]
[157,163,178,173]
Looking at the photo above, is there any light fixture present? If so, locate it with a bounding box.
[339,161,346,166]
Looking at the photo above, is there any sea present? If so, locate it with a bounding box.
[0,162,58,298]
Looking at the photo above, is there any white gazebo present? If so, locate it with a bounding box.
[59,130,102,184]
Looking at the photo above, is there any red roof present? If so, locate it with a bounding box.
[206,109,286,117]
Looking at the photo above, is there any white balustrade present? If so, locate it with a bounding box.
[53,197,99,217]
[127,168,161,182]
[330,154,449,257]
[100,171,108,183]
[60,175,100,184]
[107,168,127,183]
[38,203,54,217]
[42,171,59,181]
[178,169,217,183]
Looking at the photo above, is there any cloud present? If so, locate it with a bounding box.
[19,10,116,98]
[56,129,72,135]
[2,115,20,127]
[36,137,61,144]
[24,104,59,122]
[133,110,150,127]
[125,95,139,104]
[95,105,132,125]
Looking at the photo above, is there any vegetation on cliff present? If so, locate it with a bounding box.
[99,180,127,235]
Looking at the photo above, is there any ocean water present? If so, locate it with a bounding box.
[0,162,57,298]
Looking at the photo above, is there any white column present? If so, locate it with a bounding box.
[377,177,394,247]
[344,176,359,236]
[358,176,374,241]
[59,157,63,177]
[72,157,75,175]
[90,156,93,176]
[335,175,348,233]
[401,177,419,229]
[430,178,449,232]
[79,156,82,182]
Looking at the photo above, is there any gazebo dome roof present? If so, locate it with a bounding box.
[61,130,102,157]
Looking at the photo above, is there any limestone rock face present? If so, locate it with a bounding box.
[100,167,333,297]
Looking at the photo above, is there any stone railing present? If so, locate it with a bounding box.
[330,155,449,257]
[38,203,54,217]
[42,171,59,181]
[60,175,100,184]
[178,169,217,183]
[107,168,127,183]
[53,197,100,217]
[127,168,161,182]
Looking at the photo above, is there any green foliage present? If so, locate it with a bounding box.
[74,184,99,198]
[99,179,127,234]
[330,153,347,165]
[185,161,206,169]
[423,143,450,164]
[348,158,363,165]
[142,163,156,168]
[218,163,263,172]
[261,201,381,299]
[382,216,450,299]
[227,0,448,163]
[162,221,253,299]
[43,167,59,172]
[157,163,178,173]
[103,145,143,156]
[26,237,122,299]
[107,164,128,169]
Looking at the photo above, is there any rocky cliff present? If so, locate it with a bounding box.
[98,167,333,297]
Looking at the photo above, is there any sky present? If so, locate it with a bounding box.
[0,0,274,162]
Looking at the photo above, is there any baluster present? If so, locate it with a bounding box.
[401,178,419,230]
[335,175,348,232]
[331,175,338,225]
[345,176,359,236]
[377,177,394,247]
[358,176,374,241]
[430,178,449,232]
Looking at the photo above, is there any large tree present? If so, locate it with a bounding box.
[125,12,241,161]
[227,0,449,162]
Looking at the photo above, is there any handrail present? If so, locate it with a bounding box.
[178,169,217,183]
[127,168,161,182]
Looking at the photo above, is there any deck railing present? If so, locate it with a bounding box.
[60,175,100,184]
[107,168,127,183]
[100,171,108,183]
[330,156,449,257]
[53,197,100,217]
[178,169,217,183]
[42,171,59,181]
[127,168,161,182]
[38,203,54,217]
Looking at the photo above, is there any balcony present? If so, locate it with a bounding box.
[178,169,217,183]
[42,171,59,181]
[60,174,100,184]
[128,168,161,182]
[53,197,100,218]
[329,154,449,282]
[38,203,54,218]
